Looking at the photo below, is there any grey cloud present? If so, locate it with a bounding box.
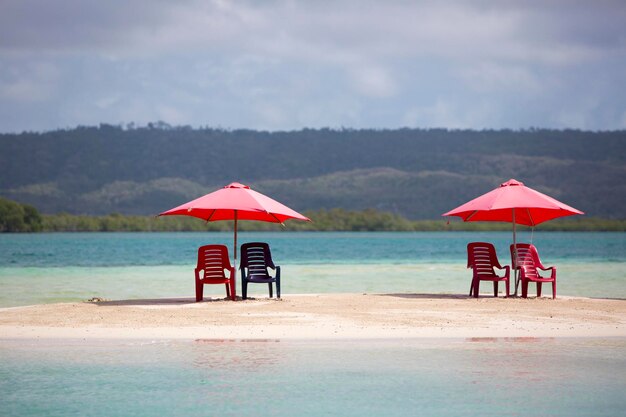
[0,0,624,132]
[0,0,180,51]
[2,1,622,59]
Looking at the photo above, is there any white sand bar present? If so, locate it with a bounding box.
[1,293,624,340]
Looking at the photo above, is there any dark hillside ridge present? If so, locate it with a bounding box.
[1,126,624,219]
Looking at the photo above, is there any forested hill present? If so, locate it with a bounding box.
[1,125,625,219]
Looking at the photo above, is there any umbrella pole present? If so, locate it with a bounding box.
[232,210,238,301]
[234,210,238,270]
[513,210,519,296]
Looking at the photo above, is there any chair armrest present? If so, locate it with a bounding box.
[498,265,510,278]
[265,265,281,279]
[194,268,202,280]
[537,265,555,271]
[519,266,529,279]
[226,266,235,279]
[538,265,557,279]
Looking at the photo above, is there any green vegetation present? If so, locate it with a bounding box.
[0,197,42,232]
[37,210,626,232]
[1,197,624,232]
[1,126,624,220]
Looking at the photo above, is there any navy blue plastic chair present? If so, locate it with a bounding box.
[240,242,281,300]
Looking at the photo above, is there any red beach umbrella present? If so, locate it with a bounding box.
[159,182,310,268]
[442,179,583,294]
[442,179,583,226]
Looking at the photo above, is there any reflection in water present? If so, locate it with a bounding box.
[191,339,282,371]
[463,338,575,389]
[466,337,544,343]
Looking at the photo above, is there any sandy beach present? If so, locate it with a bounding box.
[1,293,624,340]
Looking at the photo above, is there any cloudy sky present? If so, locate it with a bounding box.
[1,0,625,132]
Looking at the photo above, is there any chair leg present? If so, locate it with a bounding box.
[268,282,273,298]
[276,276,281,299]
[521,280,529,298]
[473,279,480,298]
[229,279,236,301]
[195,282,203,302]
[537,282,543,298]
[469,278,474,297]
[225,283,230,299]
[505,280,510,298]
[493,282,499,297]
[242,281,248,300]
[552,282,557,299]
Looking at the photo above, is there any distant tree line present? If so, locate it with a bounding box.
[1,125,624,219]
[1,198,624,232]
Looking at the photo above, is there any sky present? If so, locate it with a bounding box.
[1,0,625,133]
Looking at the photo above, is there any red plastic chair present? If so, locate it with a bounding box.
[467,242,510,298]
[195,245,236,301]
[510,243,557,299]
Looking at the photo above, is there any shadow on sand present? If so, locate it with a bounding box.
[377,293,471,300]
[86,293,613,306]
[89,297,237,307]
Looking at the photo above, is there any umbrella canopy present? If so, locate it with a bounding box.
[442,179,583,295]
[160,182,309,224]
[442,179,583,226]
[159,182,310,269]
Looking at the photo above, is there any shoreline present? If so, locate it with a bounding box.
[1,293,624,340]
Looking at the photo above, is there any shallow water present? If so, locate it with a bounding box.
[1,233,625,416]
[2,231,624,267]
[0,232,624,307]
[1,338,624,417]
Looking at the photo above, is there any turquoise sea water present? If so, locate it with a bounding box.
[1,338,625,417]
[0,231,624,306]
[1,232,625,417]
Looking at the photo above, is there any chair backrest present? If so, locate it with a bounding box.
[197,244,231,280]
[467,242,500,277]
[510,243,539,279]
[240,242,275,278]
